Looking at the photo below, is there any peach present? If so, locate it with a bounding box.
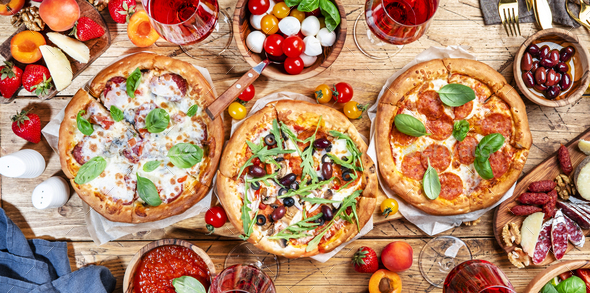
[39,0,80,31]
[381,241,413,272]
[10,31,46,64]
[127,10,159,47]
[369,269,402,293]
[0,0,24,15]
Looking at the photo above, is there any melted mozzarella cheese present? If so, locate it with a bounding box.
[137,160,189,202]
[150,74,183,102]
[102,81,129,110]
[89,157,136,203]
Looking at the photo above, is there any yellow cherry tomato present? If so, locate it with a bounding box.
[318,17,326,29]
[228,102,247,120]
[343,101,367,119]
[261,14,279,35]
[272,2,290,19]
[380,198,399,218]
[314,84,332,103]
[290,9,305,22]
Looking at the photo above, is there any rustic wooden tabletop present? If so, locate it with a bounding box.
[1,0,590,292]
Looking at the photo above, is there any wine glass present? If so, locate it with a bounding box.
[224,242,280,282]
[142,0,233,58]
[418,236,473,288]
[443,260,516,293]
[210,264,277,293]
[353,0,439,59]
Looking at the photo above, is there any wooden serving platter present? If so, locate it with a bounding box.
[523,260,590,293]
[0,0,111,103]
[493,128,590,266]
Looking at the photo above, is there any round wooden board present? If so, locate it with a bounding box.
[524,260,590,293]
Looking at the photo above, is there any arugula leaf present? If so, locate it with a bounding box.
[300,197,341,204]
[238,139,295,179]
[241,182,253,237]
[270,119,284,151]
[280,119,321,184]
[329,130,363,171]
[76,110,94,136]
[268,213,322,240]
[126,68,142,99]
[337,171,358,191]
[279,177,334,198]
[172,276,206,293]
[110,105,124,122]
[328,154,361,171]
[306,225,330,252]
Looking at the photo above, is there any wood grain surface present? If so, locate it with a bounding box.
[1,0,590,292]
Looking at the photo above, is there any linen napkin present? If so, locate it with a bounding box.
[0,207,116,293]
[480,0,580,28]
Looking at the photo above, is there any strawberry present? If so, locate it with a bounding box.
[108,0,136,24]
[70,17,105,41]
[0,61,23,99]
[22,65,53,96]
[352,246,379,274]
[11,110,41,143]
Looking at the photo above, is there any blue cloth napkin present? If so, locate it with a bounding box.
[0,207,116,293]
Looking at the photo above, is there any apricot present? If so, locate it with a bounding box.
[10,31,46,64]
[0,0,24,15]
[127,10,159,47]
[39,0,80,31]
[369,269,402,293]
[381,241,413,272]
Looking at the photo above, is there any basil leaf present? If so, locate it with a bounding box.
[145,108,170,133]
[478,133,505,154]
[437,84,476,107]
[298,0,319,12]
[136,173,162,206]
[541,283,559,293]
[394,114,430,137]
[423,161,440,200]
[285,0,302,7]
[186,105,198,117]
[168,143,203,168]
[76,110,94,136]
[452,120,469,141]
[556,276,586,293]
[126,67,142,99]
[474,157,494,180]
[319,0,340,32]
[172,276,207,293]
[143,161,161,172]
[74,156,107,184]
[110,105,124,122]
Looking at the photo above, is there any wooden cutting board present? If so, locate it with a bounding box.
[493,128,590,266]
[0,0,111,103]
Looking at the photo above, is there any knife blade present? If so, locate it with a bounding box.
[535,0,553,29]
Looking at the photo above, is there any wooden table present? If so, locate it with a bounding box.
[1,0,590,292]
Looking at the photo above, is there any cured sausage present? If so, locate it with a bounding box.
[510,205,542,216]
[425,114,453,141]
[532,219,553,265]
[454,136,478,165]
[558,145,573,175]
[402,152,426,180]
[556,201,590,230]
[420,144,451,172]
[417,91,444,119]
[72,141,86,165]
[439,172,463,200]
[489,149,510,178]
[390,127,417,146]
[551,210,569,260]
[454,101,473,120]
[517,192,550,205]
[479,113,512,138]
[542,189,558,219]
[564,215,585,247]
[528,180,557,193]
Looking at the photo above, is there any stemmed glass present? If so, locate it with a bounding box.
[419,236,473,288]
[210,264,276,293]
[224,242,280,282]
[443,260,516,293]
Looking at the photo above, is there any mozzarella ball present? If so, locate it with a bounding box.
[301,16,320,37]
[299,53,317,67]
[265,0,276,14]
[246,30,266,53]
[303,36,322,56]
[316,28,336,47]
[250,13,266,30]
[279,16,301,36]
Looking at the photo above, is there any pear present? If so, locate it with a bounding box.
[46,32,89,63]
[39,45,73,91]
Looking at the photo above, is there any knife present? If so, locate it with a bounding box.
[534,0,553,29]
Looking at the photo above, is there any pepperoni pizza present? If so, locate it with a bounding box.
[376,59,532,215]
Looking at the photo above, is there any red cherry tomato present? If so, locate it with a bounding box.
[282,36,305,58]
[205,206,228,229]
[305,8,321,17]
[263,34,284,56]
[248,0,270,15]
[284,57,304,75]
[238,84,256,102]
[333,82,354,103]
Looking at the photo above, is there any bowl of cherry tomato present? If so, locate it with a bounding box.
[233,0,346,81]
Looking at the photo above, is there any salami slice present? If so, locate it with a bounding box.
[551,210,569,260]
[425,114,453,141]
[402,151,426,180]
[420,144,451,172]
[439,172,463,200]
[479,113,512,139]
[532,219,553,265]
[454,136,478,165]
[417,90,444,119]
[556,201,590,229]
[564,215,586,247]
[454,101,473,120]
[489,149,510,178]
[390,127,417,146]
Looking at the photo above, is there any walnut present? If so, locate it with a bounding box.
[88,0,110,11]
[11,7,45,32]
[502,222,521,247]
[508,247,530,269]
[555,173,574,200]
[464,218,481,226]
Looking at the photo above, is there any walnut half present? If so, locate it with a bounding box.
[555,173,575,200]
[502,222,521,247]
[508,247,530,269]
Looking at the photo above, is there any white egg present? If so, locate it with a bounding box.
[299,53,317,67]
[265,0,276,14]
[301,16,320,37]
[250,13,267,30]
[316,28,336,47]
[246,30,266,53]
[303,36,322,56]
[278,16,301,36]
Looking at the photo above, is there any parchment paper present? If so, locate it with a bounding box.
[366,46,516,236]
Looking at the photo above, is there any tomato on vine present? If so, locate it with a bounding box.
[205,206,228,234]
[238,84,255,102]
[333,82,353,103]
[380,198,399,218]
[228,102,247,120]
[314,84,332,103]
[343,101,368,119]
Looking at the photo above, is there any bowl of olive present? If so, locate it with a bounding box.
[514,28,590,107]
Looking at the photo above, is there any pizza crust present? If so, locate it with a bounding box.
[442,58,507,94]
[495,84,532,150]
[380,59,449,105]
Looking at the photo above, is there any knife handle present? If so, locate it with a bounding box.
[536,0,553,29]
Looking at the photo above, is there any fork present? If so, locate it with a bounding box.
[498,0,521,36]
[566,0,590,29]
[578,0,590,27]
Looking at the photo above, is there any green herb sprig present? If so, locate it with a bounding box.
[74,156,106,184]
[474,133,505,180]
[76,110,94,136]
[126,68,142,99]
[110,105,124,122]
[394,114,430,137]
[452,120,470,142]
[268,213,323,240]
[437,84,476,107]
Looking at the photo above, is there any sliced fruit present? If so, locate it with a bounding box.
[368,269,402,293]
[10,30,46,64]
[579,139,590,155]
[39,0,80,31]
[46,32,90,63]
[520,212,545,257]
[127,10,159,47]
[0,0,24,15]
[39,45,72,91]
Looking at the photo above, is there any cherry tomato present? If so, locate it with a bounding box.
[263,34,284,56]
[238,84,256,102]
[314,84,332,103]
[333,82,353,103]
[559,272,573,281]
[282,36,305,58]
[272,2,290,19]
[248,0,270,15]
[205,206,228,233]
[380,198,399,218]
[305,8,321,17]
[290,9,305,22]
[228,102,247,120]
[261,14,279,35]
[574,269,590,289]
[343,101,367,119]
[284,57,304,75]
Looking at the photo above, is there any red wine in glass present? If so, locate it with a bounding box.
[365,0,438,44]
[443,260,516,293]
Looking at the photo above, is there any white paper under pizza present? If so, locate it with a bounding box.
[366,46,516,236]
[41,53,217,245]
[226,92,373,262]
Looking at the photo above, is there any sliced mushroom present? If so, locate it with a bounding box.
[283,206,299,222]
[279,238,289,248]
[263,196,276,205]
[277,160,288,178]
[324,189,333,200]
[261,221,274,232]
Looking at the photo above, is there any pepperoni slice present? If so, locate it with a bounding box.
[417,91,444,119]
[480,113,512,138]
[104,76,126,96]
[454,101,473,120]
[489,149,510,178]
[425,114,453,141]
[402,152,426,180]
[72,141,86,165]
[439,172,463,200]
[454,136,478,165]
[390,126,417,146]
[420,144,451,172]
